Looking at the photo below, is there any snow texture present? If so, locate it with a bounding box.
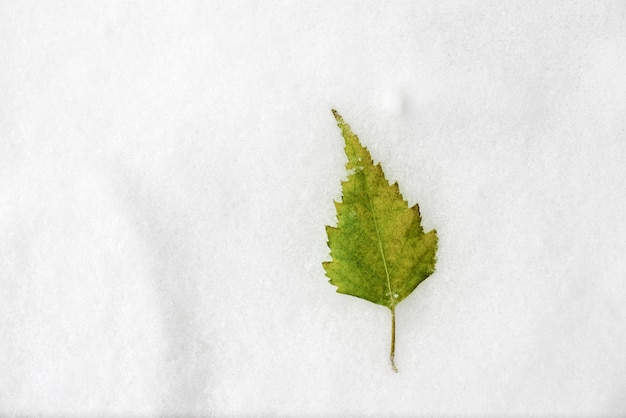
[1,1,626,416]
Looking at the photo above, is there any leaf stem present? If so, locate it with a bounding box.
[390,307,398,373]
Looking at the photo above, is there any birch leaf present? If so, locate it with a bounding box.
[323,109,438,372]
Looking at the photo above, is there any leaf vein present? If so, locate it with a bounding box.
[364,185,394,306]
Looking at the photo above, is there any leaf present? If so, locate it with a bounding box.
[323,109,438,372]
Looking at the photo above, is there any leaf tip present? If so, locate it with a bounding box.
[331,109,348,130]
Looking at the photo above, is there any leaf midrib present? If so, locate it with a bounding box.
[364,182,394,308]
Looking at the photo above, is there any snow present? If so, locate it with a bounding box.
[2,1,626,416]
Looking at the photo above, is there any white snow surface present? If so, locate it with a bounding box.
[2,1,626,416]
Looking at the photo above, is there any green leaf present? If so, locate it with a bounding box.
[323,109,438,372]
